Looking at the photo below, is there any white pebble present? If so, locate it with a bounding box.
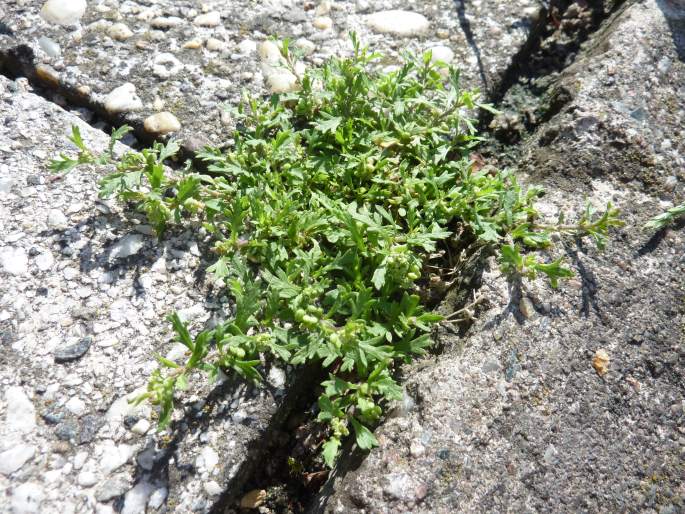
[193,11,221,27]
[78,471,98,487]
[144,112,181,135]
[0,445,36,476]
[47,209,68,229]
[65,397,87,417]
[5,386,35,433]
[130,419,150,435]
[0,247,29,276]
[427,45,454,63]
[40,0,86,26]
[366,10,430,36]
[313,16,333,30]
[11,483,44,514]
[104,83,143,114]
[109,234,145,260]
[108,23,133,41]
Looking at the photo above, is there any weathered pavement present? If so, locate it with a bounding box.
[0,0,541,154]
[1,1,684,514]
[320,1,685,513]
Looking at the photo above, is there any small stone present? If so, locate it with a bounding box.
[79,415,100,444]
[5,386,36,433]
[312,16,333,30]
[95,475,129,502]
[240,489,267,509]
[427,45,454,63]
[0,445,36,476]
[130,419,150,435]
[40,0,86,26]
[35,251,54,271]
[193,11,221,27]
[122,481,155,514]
[204,480,222,496]
[258,40,283,64]
[104,83,143,114]
[100,443,135,475]
[237,39,257,55]
[409,440,425,458]
[366,10,430,36]
[150,16,184,29]
[73,451,88,470]
[38,36,61,58]
[143,112,181,135]
[183,39,203,49]
[55,422,78,441]
[265,70,300,94]
[206,37,225,51]
[147,488,167,510]
[593,349,610,376]
[198,446,219,472]
[78,471,98,487]
[11,482,44,514]
[294,38,316,55]
[1,247,29,276]
[0,176,13,194]
[65,397,87,417]
[109,234,145,260]
[54,337,92,363]
[519,297,536,319]
[108,23,133,41]
[47,209,68,230]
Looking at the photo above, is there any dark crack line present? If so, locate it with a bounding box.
[454,0,489,91]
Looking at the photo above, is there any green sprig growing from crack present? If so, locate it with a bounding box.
[50,35,621,468]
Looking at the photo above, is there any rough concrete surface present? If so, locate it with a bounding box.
[0,0,683,513]
[0,75,284,514]
[321,1,685,513]
[0,0,541,153]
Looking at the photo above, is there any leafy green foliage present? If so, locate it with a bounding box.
[51,36,621,468]
[644,202,685,231]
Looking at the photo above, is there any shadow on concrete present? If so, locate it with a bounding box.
[656,0,685,61]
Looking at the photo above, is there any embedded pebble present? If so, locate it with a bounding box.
[206,37,225,51]
[38,36,61,58]
[428,45,454,63]
[121,481,155,514]
[130,419,150,435]
[47,209,68,230]
[313,16,333,30]
[204,480,222,496]
[150,16,184,29]
[54,337,92,363]
[35,250,54,271]
[11,482,44,514]
[77,471,98,487]
[366,10,430,36]
[40,0,87,26]
[109,234,145,260]
[1,247,29,276]
[65,397,87,417]
[193,11,221,27]
[99,443,135,475]
[5,386,36,433]
[95,475,129,502]
[104,83,143,114]
[108,23,133,41]
[0,445,36,476]
[144,112,181,135]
